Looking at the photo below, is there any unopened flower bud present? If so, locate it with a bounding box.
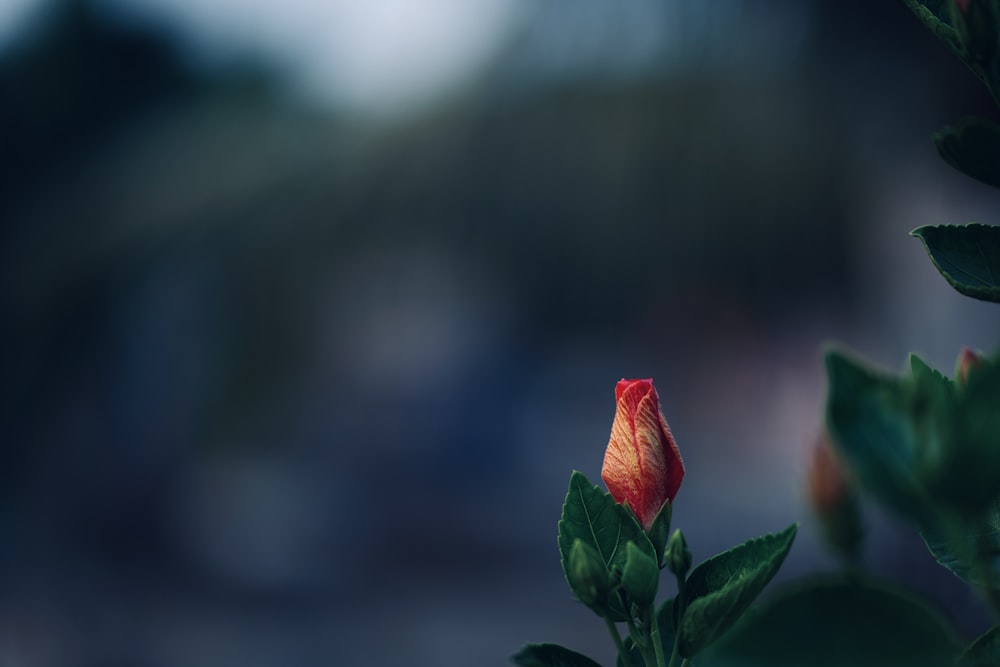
[806,432,863,562]
[602,379,685,531]
[665,529,692,578]
[567,539,614,612]
[955,346,983,385]
[620,542,659,606]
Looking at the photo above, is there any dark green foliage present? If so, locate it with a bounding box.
[912,224,1000,302]
[677,524,797,658]
[824,351,936,524]
[934,118,1000,189]
[700,576,960,667]
[827,349,1000,585]
[511,644,604,667]
[957,625,1000,667]
[558,471,656,620]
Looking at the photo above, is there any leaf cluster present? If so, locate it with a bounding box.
[514,472,796,667]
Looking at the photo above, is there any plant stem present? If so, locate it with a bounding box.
[667,575,687,667]
[624,610,656,667]
[604,617,626,664]
[648,604,667,667]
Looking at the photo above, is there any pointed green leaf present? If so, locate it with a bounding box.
[824,351,933,523]
[558,471,656,620]
[910,353,955,397]
[912,224,1000,302]
[901,0,961,52]
[915,353,1000,512]
[934,118,1000,189]
[701,576,960,666]
[922,522,1000,587]
[906,354,960,503]
[958,625,1000,667]
[511,643,604,667]
[921,499,1000,587]
[678,524,797,658]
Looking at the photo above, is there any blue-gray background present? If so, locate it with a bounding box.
[3,1,1000,665]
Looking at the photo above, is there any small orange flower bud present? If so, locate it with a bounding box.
[806,432,851,515]
[955,346,983,385]
[806,431,862,562]
[601,379,685,531]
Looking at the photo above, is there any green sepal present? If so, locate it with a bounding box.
[700,575,960,667]
[620,541,659,606]
[678,523,798,658]
[958,624,1000,667]
[647,498,672,567]
[558,471,656,621]
[511,643,604,667]
[911,224,1000,302]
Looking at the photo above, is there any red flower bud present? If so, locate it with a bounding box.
[956,0,968,14]
[806,432,851,516]
[601,378,685,531]
[955,346,983,385]
[805,431,862,562]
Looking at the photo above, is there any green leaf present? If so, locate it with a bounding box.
[958,625,1000,667]
[912,224,1000,302]
[511,643,604,667]
[907,354,960,503]
[678,524,797,658]
[620,542,658,606]
[921,499,1000,587]
[901,0,961,52]
[700,576,960,667]
[922,523,1000,587]
[934,118,1000,189]
[824,351,933,523]
[909,353,955,397]
[558,471,656,620]
[916,353,1000,512]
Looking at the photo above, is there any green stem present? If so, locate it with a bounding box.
[648,604,667,667]
[604,617,626,664]
[667,575,687,667]
[624,610,656,667]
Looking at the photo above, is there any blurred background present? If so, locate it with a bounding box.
[3,0,1000,665]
